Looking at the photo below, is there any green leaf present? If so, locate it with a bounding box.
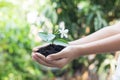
[39,32,55,42]
[54,38,68,46]
[86,12,94,25]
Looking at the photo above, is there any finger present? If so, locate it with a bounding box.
[32,52,38,56]
[34,53,46,59]
[32,52,44,61]
[32,53,54,67]
[32,54,55,67]
[32,48,38,52]
[32,53,48,63]
[46,52,64,61]
[50,58,68,68]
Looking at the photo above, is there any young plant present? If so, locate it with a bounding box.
[39,21,69,46]
[36,21,69,56]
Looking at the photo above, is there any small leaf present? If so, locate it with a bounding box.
[47,34,56,41]
[39,32,55,42]
[54,38,68,46]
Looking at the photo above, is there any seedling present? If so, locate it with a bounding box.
[37,21,69,57]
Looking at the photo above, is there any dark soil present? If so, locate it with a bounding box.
[36,44,65,57]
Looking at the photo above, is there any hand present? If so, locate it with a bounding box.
[32,45,81,68]
[32,45,55,67]
[46,45,80,68]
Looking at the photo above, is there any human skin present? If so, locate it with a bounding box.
[32,22,120,68]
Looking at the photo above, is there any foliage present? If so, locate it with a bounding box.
[0,0,53,80]
[40,0,120,79]
[39,21,68,45]
[0,0,120,80]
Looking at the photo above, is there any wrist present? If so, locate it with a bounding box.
[68,41,75,45]
[68,45,86,58]
[68,41,82,46]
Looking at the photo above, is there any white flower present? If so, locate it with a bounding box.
[27,11,38,24]
[59,21,68,38]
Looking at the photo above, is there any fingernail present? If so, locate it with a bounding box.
[32,49,38,52]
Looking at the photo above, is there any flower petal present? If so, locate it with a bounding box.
[61,34,64,38]
[64,34,68,38]
[64,29,68,33]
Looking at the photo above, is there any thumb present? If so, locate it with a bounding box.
[46,52,63,61]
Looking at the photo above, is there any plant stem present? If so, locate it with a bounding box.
[51,39,55,44]
[51,40,54,44]
[53,24,55,34]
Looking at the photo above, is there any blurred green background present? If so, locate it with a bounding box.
[0,0,120,80]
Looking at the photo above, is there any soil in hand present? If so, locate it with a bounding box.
[36,44,65,57]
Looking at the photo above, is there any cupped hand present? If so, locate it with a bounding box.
[32,45,55,67]
[32,45,80,68]
[45,45,80,68]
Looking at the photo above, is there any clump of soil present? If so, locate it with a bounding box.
[36,44,65,57]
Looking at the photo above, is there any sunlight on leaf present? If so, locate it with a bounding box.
[39,32,55,42]
[54,38,68,46]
